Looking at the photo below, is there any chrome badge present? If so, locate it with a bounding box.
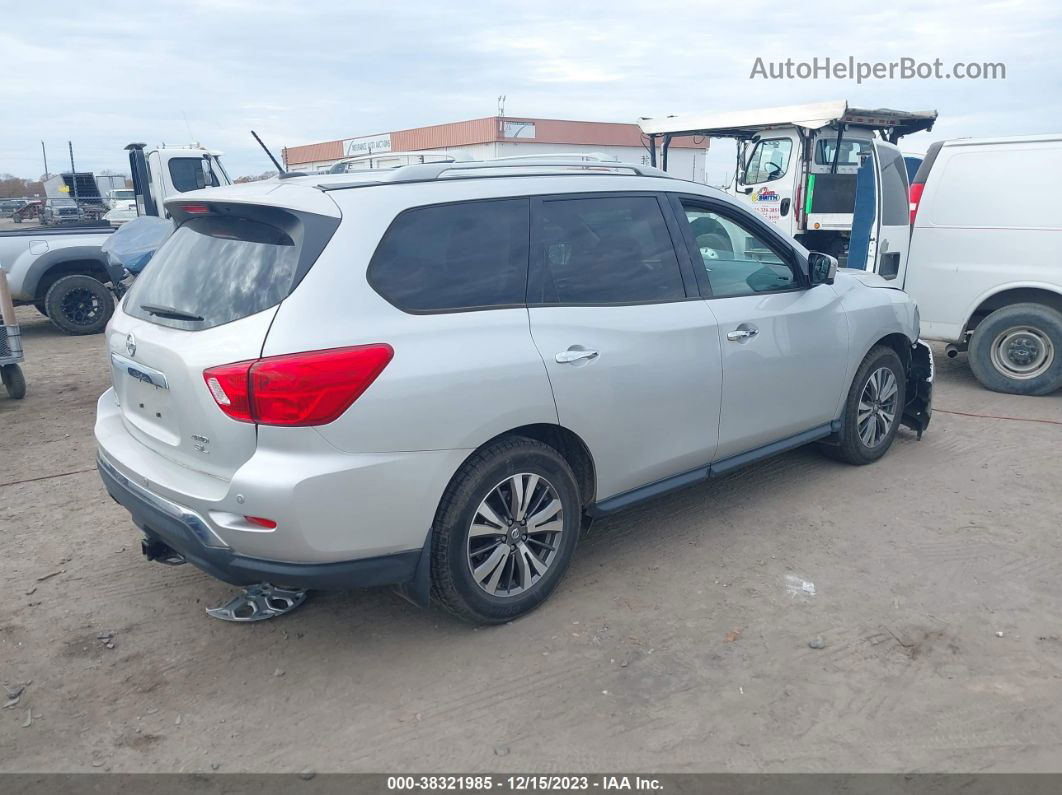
[125,334,136,357]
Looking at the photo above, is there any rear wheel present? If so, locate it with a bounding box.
[968,303,1062,396]
[819,345,906,465]
[430,437,581,624]
[43,274,114,335]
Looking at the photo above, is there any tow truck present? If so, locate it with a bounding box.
[639,100,937,267]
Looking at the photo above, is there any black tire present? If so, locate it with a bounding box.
[819,345,906,465]
[968,303,1062,396]
[430,437,581,624]
[1,364,26,400]
[43,274,114,335]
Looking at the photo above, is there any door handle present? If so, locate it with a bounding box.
[726,326,759,342]
[555,348,599,364]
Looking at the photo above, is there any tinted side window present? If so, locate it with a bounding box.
[743,139,793,184]
[369,199,529,312]
[533,196,685,304]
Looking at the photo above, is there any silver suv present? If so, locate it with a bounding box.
[95,159,933,623]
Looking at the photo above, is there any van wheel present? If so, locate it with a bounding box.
[969,304,1062,395]
[819,345,906,465]
[43,275,114,335]
[430,437,581,624]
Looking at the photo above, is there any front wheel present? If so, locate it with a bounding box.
[43,275,114,335]
[968,303,1062,396]
[819,345,906,465]
[430,437,581,624]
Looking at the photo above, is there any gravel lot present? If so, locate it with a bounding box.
[2,304,1061,773]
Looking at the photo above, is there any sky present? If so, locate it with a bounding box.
[2,0,1060,181]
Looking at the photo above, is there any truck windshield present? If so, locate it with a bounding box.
[815,138,872,166]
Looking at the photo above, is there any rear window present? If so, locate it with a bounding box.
[124,215,300,330]
[368,199,529,312]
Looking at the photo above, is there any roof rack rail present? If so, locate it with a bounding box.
[491,151,621,163]
[317,158,671,190]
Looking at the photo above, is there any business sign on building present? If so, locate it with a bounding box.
[344,133,392,156]
[502,121,536,139]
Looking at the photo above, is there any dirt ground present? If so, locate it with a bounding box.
[2,304,1061,774]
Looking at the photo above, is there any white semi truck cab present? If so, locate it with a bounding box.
[640,101,937,267]
[125,142,232,219]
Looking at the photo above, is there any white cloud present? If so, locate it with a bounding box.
[1,0,1059,178]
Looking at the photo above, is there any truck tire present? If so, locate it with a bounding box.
[968,303,1062,396]
[43,275,114,335]
[818,345,906,465]
[430,437,581,624]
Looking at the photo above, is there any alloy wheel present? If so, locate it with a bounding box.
[466,473,564,598]
[60,287,103,327]
[857,367,899,448]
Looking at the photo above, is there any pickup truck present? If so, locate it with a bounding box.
[0,225,122,334]
[0,142,231,335]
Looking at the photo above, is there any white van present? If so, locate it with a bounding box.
[903,135,1062,395]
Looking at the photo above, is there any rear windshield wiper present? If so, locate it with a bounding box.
[140,303,204,322]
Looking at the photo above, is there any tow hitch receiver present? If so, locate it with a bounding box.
[141,537,186,566]
[205,583,308,622]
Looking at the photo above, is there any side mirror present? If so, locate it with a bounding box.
[808,252,838,286]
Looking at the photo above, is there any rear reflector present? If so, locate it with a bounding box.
[203,344,394,426]
[244,516,277,529]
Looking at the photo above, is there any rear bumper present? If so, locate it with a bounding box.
[98,452,423,591]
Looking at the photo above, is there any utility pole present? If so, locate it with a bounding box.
[41,140,49,180]
[68,141,78,205]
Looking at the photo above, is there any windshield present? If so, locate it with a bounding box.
[123,215,300,330]
[112,189,135,200]
[815,138,872,166]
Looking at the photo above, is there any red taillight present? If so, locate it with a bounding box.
[204,360,254,422]
[244,516,277,529]
[909,182,925,224]
[203,345,394,426]
[181,203,211,214]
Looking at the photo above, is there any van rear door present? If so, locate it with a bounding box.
[846,140,911,280]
